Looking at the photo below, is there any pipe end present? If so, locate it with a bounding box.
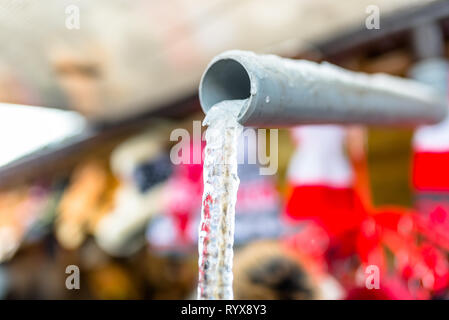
[199,53,252,117]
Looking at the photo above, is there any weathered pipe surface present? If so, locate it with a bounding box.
[199,50,447,127]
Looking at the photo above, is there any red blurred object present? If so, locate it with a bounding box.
[286,186,364,238]
[413,152,449,192]
[165,140,204,244]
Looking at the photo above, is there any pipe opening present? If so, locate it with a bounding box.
[200,59,251,112]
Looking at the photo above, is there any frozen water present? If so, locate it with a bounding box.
[197,99,245,300]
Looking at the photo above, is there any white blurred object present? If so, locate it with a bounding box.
[0,103,86,167]
[318,275,344,300]
[0,226,19,262]
[110,129,164,181]
[288,125,353,188]
[95,183,165,256]
[411,59,449,152]
[95,129,168,256]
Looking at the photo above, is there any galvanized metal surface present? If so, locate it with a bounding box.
[199,50,447,127]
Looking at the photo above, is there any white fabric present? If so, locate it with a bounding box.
[412,59,449,152]
[287,125,353,188]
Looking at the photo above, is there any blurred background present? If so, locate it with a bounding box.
[1,0,449,299]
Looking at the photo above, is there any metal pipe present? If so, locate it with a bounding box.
[199,50,447,127]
